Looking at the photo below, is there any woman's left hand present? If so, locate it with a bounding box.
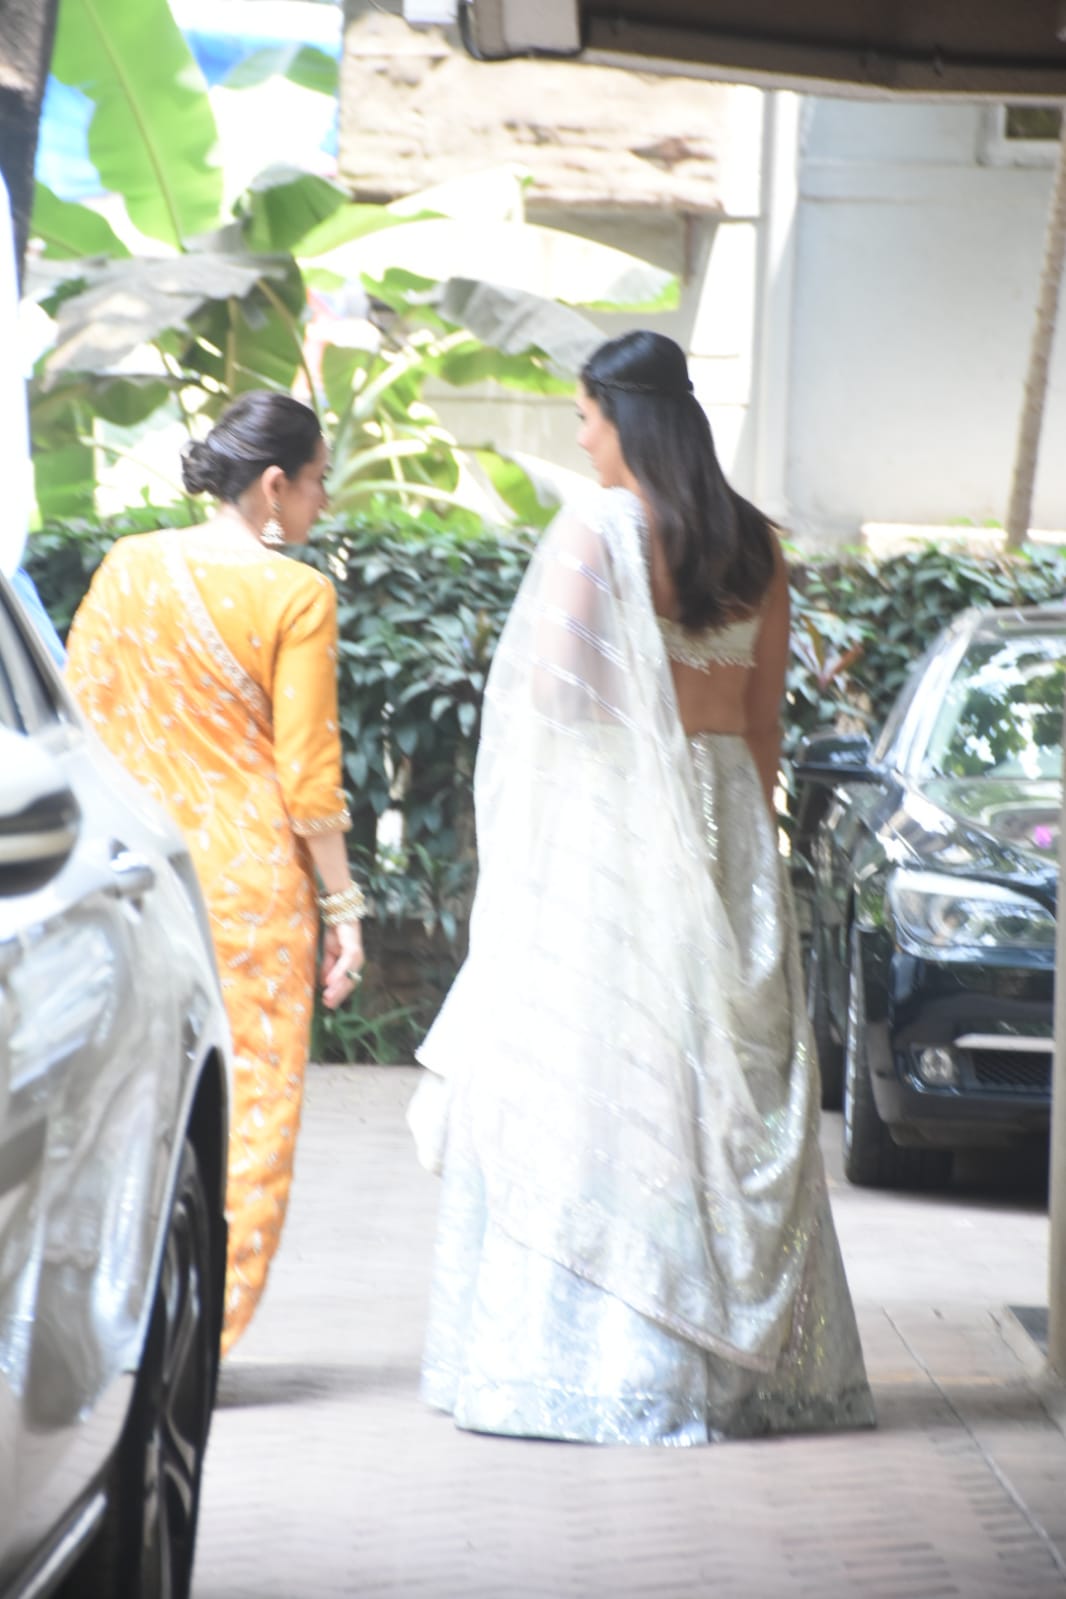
[321,920,365,1010]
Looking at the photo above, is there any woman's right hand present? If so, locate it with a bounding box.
[320,919,365,1011]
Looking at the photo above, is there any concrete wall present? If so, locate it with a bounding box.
[787,99,1065,544]
[423,90,1066,551]
[427,86,767,510]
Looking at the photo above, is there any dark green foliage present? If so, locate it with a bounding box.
[785,541,1066,758]
[310,988,421,1067]
[296,505,536,866]
[23,503,201,634]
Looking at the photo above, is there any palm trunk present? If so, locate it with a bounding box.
[1005,120,1066,549]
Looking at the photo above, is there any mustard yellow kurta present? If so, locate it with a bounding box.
[65,527,350,1354]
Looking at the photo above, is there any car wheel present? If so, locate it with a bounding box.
[842,928,951,1190]
[806,916,843,1109]
[64,1138,218,1599]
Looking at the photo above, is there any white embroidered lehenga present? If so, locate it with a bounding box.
[410,488,875,1445]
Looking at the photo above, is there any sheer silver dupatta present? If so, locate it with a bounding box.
[414,488,821,1373]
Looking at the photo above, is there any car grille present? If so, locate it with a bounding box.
[966,1050,1052,1094]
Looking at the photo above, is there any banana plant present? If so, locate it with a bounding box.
[48,0,223,249]
[25,0,677,527]
[310,266,598,524]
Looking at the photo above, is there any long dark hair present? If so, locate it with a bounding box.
[580,331,775,629]
[181,391,322,502]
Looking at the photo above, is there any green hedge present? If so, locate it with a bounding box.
[785,540,1066,755]
[24,515,1066,1059]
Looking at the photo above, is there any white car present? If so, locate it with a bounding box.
[0,177,230,1599]
[0,569,231,1599]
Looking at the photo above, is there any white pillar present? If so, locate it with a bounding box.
[1050,705,1066,1375]
[751,89,801,526]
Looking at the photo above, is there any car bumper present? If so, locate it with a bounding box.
[866,948,1053,1147]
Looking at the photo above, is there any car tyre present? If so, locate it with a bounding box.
[806,915,843,1109]
[841,927,951,1190]
[63,1137,218,1599]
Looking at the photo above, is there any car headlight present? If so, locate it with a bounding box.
[888,868,1055,952]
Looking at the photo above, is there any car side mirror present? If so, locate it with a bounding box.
[0,728,80,895]
[794,730,877,785]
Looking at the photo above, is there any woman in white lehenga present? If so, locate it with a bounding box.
[409,331,875,1445]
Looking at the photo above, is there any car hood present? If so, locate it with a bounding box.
[894,775,1060,903]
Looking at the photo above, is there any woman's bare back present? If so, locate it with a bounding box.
[647,524,791,808]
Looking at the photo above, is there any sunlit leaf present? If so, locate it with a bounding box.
[91,376,172,426]
[321,343,376,417]
[31,183,130,260]
[360,267,439,313]
[190,264,308,397]
[474,450,557,528]
[323,217,676,311]
[434,279,600,376]
[44,254,297,377]
[295,206,435,260]
[433,342,570,394]
[238,169,348,253]
[224,45,338,96]
[50,0,223,247]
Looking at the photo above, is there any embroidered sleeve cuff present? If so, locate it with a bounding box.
[291,806,353,837]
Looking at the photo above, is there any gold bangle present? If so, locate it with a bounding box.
[318,882,368,924]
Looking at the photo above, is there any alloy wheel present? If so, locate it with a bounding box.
[140,1173,211,1598]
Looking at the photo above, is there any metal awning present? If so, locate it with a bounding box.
[447,1,1066,99]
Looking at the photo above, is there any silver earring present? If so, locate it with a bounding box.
[261,503,286,546]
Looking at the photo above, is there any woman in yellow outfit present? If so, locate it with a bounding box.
[66,391,365,1355]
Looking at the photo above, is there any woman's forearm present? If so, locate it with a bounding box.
[305,829,354,897]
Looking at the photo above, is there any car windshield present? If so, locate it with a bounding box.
[920,623,1066,780]
[920,630,1066,780]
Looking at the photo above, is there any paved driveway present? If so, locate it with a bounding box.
[194,1066,1066,1599]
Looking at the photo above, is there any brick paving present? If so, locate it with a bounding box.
[194,1066,1066,1599]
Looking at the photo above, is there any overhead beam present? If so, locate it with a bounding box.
[451,1,1066,98]
[581,17,1066,99]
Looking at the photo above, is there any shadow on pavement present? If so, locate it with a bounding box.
[216,1359,414,1409]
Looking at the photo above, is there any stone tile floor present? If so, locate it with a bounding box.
[195,1066,1066,1599]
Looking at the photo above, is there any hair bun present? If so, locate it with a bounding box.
[181,439,224,497]
[178,392,322,504]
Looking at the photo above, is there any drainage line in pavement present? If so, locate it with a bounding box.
[883,1309,1066,1586]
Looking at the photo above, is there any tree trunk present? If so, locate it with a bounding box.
[1005,121,1066,549]
[0,0,61,281]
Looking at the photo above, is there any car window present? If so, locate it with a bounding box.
[918,630,1066,781]
[0,585,62,734]
[873,657,929,763]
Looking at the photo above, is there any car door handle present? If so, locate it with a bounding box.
[109,850,156,901]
